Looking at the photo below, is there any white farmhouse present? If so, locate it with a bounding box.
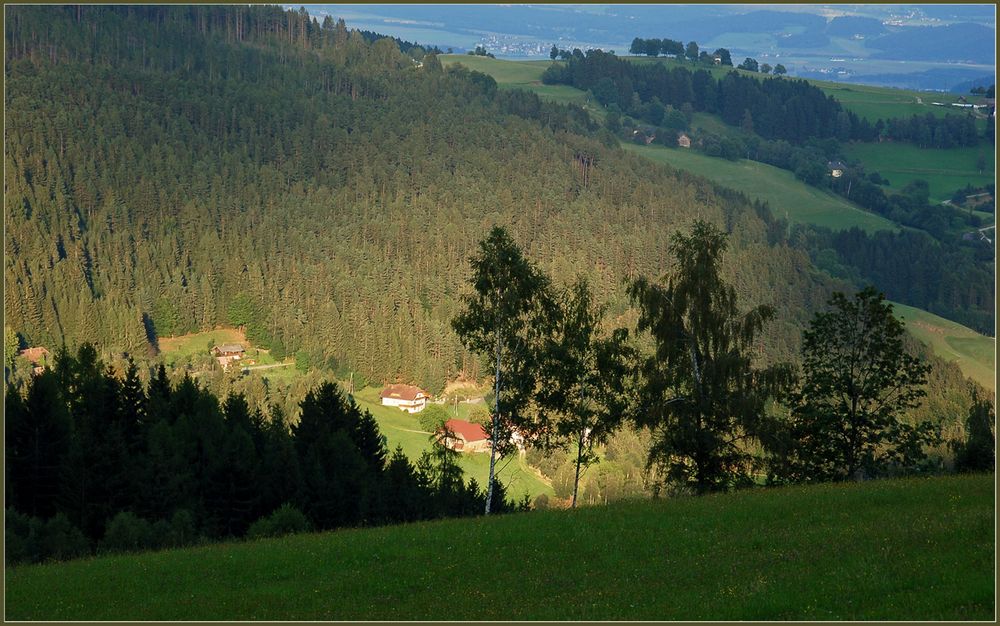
[380,384,430,413]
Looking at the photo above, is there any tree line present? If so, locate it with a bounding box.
[452,223,993,505]
[541,48,879,144]
[5,346,525,565]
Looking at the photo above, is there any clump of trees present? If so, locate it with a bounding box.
[4,346,525,565]
[455,223,960,504]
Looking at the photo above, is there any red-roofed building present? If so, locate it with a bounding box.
[18,347,50,375]
[380,384,429,413]
[439,419,490,453]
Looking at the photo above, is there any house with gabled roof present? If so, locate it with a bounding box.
[380,383,429,413]
[439,419,490,453]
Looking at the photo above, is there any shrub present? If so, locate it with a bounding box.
[5,508,44,564]
[246,504,311,540]
[418,404,449,433]
[40,513,90,562]
[100,511,155,554]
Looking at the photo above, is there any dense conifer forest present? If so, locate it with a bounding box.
[5,5,833,391]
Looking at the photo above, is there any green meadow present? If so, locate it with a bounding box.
[5,474,993,621]
[623,143,898,233]
[893,302,996,391]
[843,142,996,204]
[352,387,552,501]
[440,55,602,118]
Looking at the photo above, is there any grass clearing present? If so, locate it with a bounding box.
[5,474,993,620]
[352,387,552,501]
[624,143,898,233]
[893,302,996,390]
[440,55,604,121]
[842,142,996,204]
[157,328,245,367]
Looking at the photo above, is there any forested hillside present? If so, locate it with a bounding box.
[5,5,834,392]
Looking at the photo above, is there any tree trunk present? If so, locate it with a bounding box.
[485,332,501,514]
[572,427,585,508]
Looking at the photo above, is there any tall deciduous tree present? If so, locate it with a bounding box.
[774,287,934,482]
[452,226,553,513]
[537,277,634,507]
[629,221,792,494]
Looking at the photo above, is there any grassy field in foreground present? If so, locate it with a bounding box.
[351,387,552,502]
[893,302,996,391]
[624,143,897,233]
[5,474,993,620]
[843,142,996,205]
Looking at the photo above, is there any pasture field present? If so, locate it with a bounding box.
[842,142,996,204]
[623,143,898,233]
[5,474,993,620]
[440,55,604,120]
[157,328,286,369]
[893,302,996,391]
[352,387,552,501]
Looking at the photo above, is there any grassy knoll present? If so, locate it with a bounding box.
[623,143,897,233]
[351,387,552,501]
[893,302,996,390]
[5,474,993,620]
[843,142,996,204]
[439,55,604,121]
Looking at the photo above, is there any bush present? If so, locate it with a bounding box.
[5,508,44,564]
[40,513,90,562]
[100,511,155,554]
[246,503,311,540]
[418,404,450,433]
[163,508,198,548]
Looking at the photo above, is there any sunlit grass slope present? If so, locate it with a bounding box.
[893,302,996,390]
[5,474,993,621]
[624,143,897,233]
[352,387,552,501]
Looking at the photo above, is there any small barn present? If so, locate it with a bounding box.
[439,419,490,453]
[677,132,691,148]
[827,160,846,178]
[211,343,245,369]
[380,384,429,413]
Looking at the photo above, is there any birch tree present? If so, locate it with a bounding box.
[536,277,634,507]
[629,220,792,494]
[452,226,553,514]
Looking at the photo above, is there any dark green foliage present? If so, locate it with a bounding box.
[629,221,793,493]
[452,226,554,512]
[536,277,635,506]
[246,504,312,540]
[952,392,996,473]
[543,48,877,143]
[99,512,155,554]
[771,288,935,482]
[3,343,520,564]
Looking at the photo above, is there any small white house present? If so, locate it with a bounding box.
[380,384,429,413]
